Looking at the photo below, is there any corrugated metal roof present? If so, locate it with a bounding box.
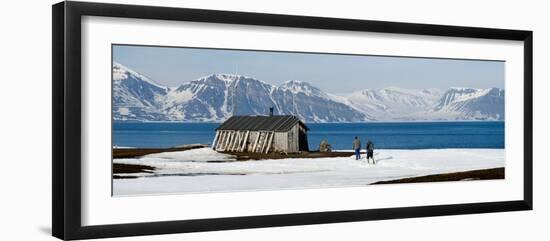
[216,115,309,132]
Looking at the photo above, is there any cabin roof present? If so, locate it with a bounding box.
[216,115,309,132]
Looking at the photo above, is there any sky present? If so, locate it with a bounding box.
[113,44,504,94]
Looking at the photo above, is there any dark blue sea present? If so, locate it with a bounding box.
[113,121,504,150]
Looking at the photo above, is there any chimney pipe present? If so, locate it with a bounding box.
[269,107,274,116]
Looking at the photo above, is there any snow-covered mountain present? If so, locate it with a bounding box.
[429,87,505,120]
[345,86,504,121]
[112,62,504,122]
[272,80,368,122]
[113,63,367,122]
[113,63,168,121]
[164,75,368,122]
[345,87,443,120]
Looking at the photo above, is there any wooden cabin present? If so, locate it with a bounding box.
[212,115,309,154]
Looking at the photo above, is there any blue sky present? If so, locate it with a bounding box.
[113,44,504,94]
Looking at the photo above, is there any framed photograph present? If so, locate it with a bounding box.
[52,1,533,240]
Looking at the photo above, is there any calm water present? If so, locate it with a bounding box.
[113,121,504,150]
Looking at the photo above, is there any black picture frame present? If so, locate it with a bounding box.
[52,1,533,240]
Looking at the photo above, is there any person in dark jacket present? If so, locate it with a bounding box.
[366,140,375,164]
[353,136,361,160]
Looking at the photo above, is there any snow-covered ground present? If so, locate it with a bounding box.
[113,148,504,196]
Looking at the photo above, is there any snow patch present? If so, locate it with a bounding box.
[165,89,194,105]
[113,148,504,195]
[118,107,130,115]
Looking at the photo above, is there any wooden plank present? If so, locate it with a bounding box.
[223,131,232,151]
[257,132,260,153]
[231,131,241,152]
[227,131,235,151]
[236,131,244,151]
[240,131,249,152]
[255,132,261,153]
[252,132,261,153]
[237,131,244,151]
[265,131,274,154]
[259,132,266,153]
[261,131,268,153]
[216,131,223,151]
[229,132,237,152]
[227,131,234,151]
[211,131,219,150]
[217,131,222,149]
[221,132,228,150]
[219,131,227,151]
[220,131,228,150]
[259,132,267,153]
[227,132,234,152]
[265,132,269,151]
[216,131,224,151]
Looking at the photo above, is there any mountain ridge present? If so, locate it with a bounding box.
[113,63,504,122]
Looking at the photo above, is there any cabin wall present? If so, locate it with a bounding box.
[214,130,252,152]
[273,132,288,152]
[246,131,259,151]
[214,123,307,153]
[287,125,300,153]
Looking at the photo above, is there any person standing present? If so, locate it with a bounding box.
[366,140,375,164]
[353,136,361,160]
